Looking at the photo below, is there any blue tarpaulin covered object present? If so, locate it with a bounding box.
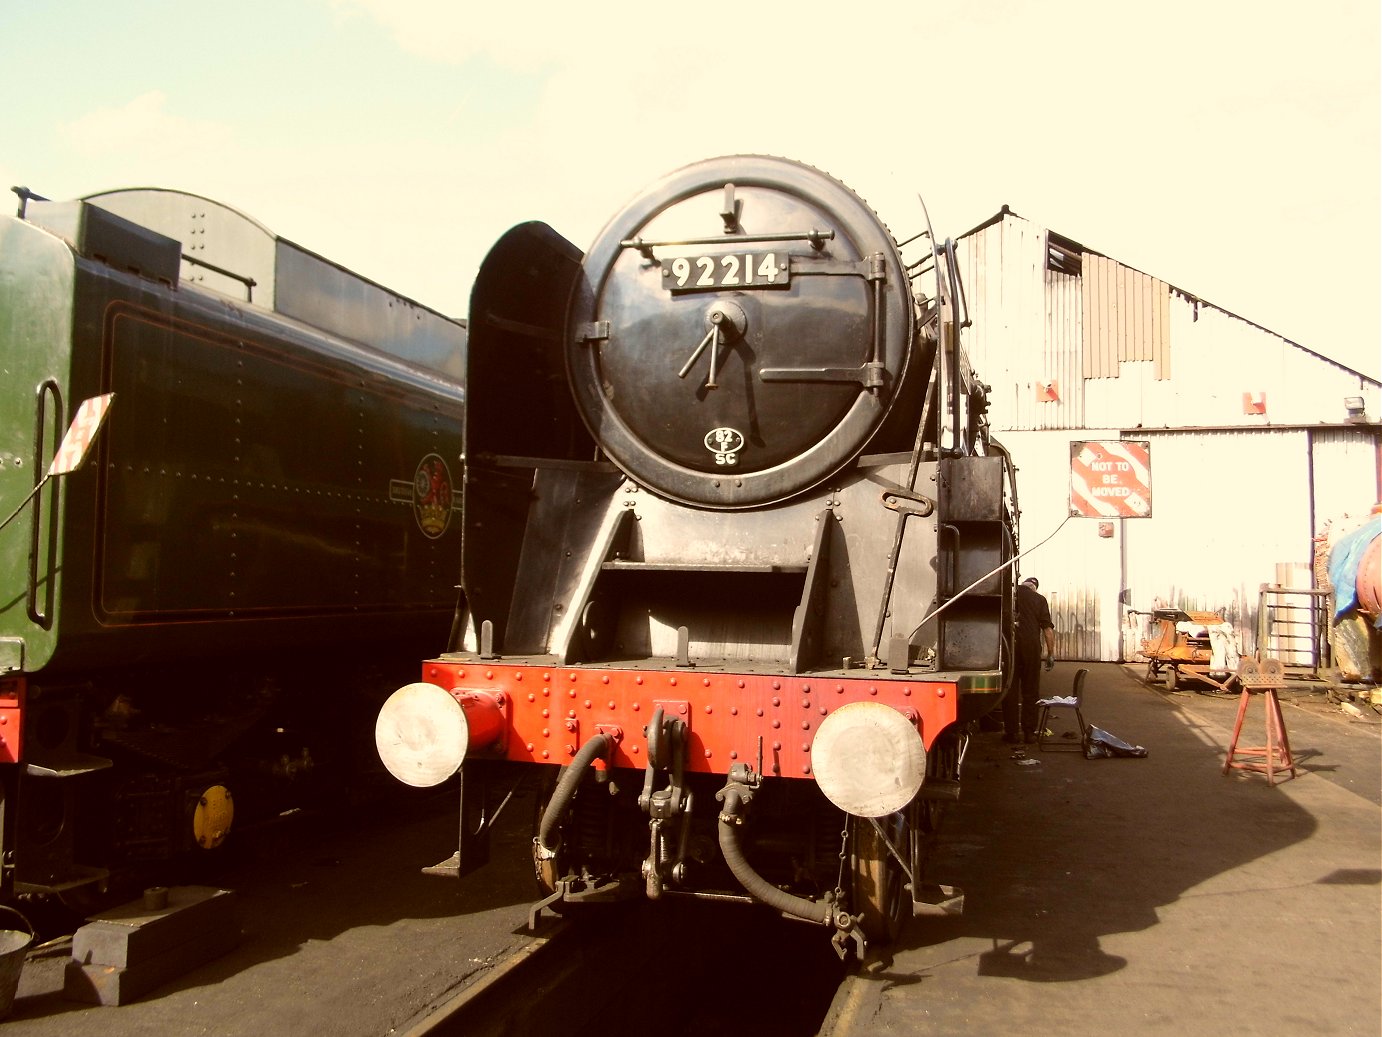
[1328,516,1381,628]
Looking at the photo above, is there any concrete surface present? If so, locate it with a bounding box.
[4,787,543,1035]
[825,663,1382,1036]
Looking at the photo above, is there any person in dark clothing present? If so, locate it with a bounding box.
[1004,576,1056,744]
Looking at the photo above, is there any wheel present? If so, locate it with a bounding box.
[1166,668,1179,692]
[851,813,909,946]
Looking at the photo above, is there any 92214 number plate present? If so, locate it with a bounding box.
[661,252,790,292]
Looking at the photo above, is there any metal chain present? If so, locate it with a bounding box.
[832,818,850,903]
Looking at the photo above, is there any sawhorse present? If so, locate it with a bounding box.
[1223,658,1297,785]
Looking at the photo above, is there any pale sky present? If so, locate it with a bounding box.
[4,0,1379,378]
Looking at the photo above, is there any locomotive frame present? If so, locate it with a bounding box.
[377,156,1017,954]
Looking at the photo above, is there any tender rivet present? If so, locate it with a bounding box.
[528,693,536,703]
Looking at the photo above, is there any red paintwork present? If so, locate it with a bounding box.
[0,677,24,764]
[420,660,958,779]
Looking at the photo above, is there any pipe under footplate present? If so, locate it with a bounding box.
[374,682,507,788]
[535,732,615,858]
[716,786,836,927]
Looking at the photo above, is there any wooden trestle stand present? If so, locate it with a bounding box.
[1223,658,1297,785]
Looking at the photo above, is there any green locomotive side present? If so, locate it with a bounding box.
[0,195,467,897]
[0,215,77,676]
[3,201,465,673]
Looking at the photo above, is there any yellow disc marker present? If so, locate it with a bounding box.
[193,785,234,849]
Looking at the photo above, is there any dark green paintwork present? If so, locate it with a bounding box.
[1,210,466,678]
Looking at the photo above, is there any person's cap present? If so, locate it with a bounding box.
[1021,577,1039,588]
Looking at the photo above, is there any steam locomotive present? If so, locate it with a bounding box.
[0,188,466,903]
[375,156,1016,954]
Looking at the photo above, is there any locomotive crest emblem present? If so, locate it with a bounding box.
[704,427,744,466]
[390,454,457,538]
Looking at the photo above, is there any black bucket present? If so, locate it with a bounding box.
[0,906,33,1019]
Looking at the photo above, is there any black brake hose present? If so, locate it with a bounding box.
[717,787,836,927]
[536,732,613,855]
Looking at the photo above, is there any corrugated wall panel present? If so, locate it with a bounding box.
[1311,427,1382,528]
[1154,285,1170,380]
[1047,262,1084,428]
[958,219,1091,433]
[999,427,1380,663]
[1123,429,1311,659]
[1080,255,1168,382]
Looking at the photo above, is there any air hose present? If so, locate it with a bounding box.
[535,732,613,858]
[717,786,837,927]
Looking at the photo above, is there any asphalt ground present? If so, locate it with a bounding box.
[824,663,1382,1036]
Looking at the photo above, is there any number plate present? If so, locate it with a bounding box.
[661,252,791,292]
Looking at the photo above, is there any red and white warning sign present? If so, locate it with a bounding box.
[1069,440,1151,518]
[48,393,114,476]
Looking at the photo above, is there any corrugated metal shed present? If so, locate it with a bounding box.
[956,210,1381,664]
[956,211,1381,432]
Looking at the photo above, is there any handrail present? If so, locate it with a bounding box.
[28,380,63,629]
